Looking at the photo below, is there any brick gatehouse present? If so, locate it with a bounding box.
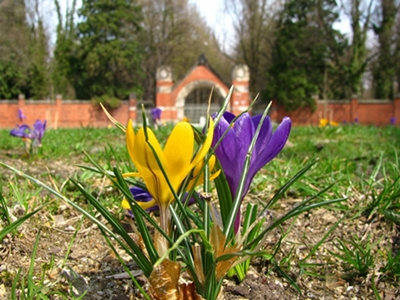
[155,54,251,124]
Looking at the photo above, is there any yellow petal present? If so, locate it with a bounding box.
[122,172,141,178]
[126,120,136,163]
[186,155,220,190]
[122,198,158,211]
[163,122,195,187]
[133,127,168,204]
[121,199,131,210]
[190,118,214,168]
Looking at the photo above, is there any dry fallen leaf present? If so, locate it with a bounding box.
[210,223,239,281]
[149,259,180,300]
[149,258,206,299]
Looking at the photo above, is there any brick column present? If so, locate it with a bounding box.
[350,95,358,123]
[269,100,279,123]
[18,94,25,109]
[394,94,400,126]
[129,93,137,124]
[231,64,250,115]
[155,66,175,122]
[54,94,62,129]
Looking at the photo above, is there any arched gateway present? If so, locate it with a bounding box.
[155,55,251,124]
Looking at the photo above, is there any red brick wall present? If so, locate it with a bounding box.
[0,95,137,129]
[2,95,399,128]
[271,98,400,126]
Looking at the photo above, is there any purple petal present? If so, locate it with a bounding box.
[232,113,254,166]
[130,187,153,202]
[248,117,292,181]
[151,107,162,120]
[252,115,273,158]
[129,187,158,212]
[18,109,26,121]
[10,125,32,138]
[32,120,46,144]
[128,187,197,213]
[212,114,242,198]
[222,111,235,123]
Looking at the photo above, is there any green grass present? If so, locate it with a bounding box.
[1,123,400,297]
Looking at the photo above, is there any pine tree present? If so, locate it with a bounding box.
[265,0,341,111]
[71,0,143,100]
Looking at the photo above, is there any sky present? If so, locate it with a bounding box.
[190,0,237,49]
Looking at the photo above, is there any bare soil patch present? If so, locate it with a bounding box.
[1,155,399,299]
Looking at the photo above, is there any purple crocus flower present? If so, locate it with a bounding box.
[18,109,26,122]
[390,117,396,126]
[151,107,162,121]
[212,112,292,232]
[10,120,46,147]
[32,120,46,146]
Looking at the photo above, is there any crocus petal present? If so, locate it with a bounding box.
[232,113,254,163]
[125,118,215,211]
[10,125,31,138]
[212,111,292,234]
[213,113,254,199]
[121,198,158,211]
[190,118,215,168]
[126,120,136,163]
[248,117,292,181]
[130,186,153,201]
[163,122,195,187]
[186,154,221,190]
[32,120,46,144]
[133,127,168,205]
[122,186,198,214]
[126,121,169,207]
[252,115,273,158]
[123,187,157,211]
[18,109,26,121]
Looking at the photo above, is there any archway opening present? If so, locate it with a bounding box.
[184,87,225,124]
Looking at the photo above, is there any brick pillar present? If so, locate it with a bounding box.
[54,94,62,129]
[129,93,137,125]
[394,94,400,126]
[350,95,358,123]
[155,66,175,122]
[231,64,250,115]
[270,100,279,123]
[18,94,25,108]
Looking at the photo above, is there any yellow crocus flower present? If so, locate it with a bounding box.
[125,118,215,213]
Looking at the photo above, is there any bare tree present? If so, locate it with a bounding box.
[137,0,232,101]
[224,0,282,99]
[339,0,375,97]
[370,0,399,99]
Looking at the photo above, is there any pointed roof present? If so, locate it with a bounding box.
[175,54,229,88]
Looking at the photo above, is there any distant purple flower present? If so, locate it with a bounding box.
[212,112,292,232]
[390,117,396,126]
[354,117,359,124]
[10,120,46,147]
[32,120,46,146]
[151,107,162,121]
[18,109,26,122]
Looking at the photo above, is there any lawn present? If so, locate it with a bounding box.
[0,123,399,299]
